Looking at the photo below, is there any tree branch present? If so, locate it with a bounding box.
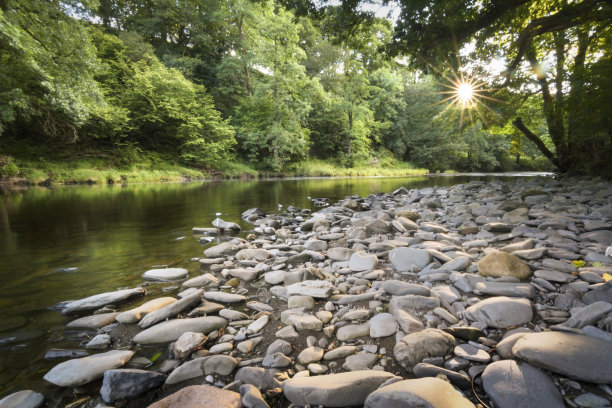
[512,117,558,168]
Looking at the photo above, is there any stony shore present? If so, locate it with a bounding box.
[3,177,612,408]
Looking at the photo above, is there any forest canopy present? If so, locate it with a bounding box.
[1,0,610,179]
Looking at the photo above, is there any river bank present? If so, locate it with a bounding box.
[2,176,612,408]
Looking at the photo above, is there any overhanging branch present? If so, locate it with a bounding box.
[512,117,558,168]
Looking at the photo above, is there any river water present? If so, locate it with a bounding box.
[0,173,549,397]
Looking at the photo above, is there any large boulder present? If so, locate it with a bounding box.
[282,370,395,407]
[478,252,531,280]
[147,385,241,408]
[364,378,475,408]
[43,350,134,387]
[394,329,456,372]
[464,297,532,328]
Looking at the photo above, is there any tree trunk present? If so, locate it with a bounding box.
[512,117,559,169]
[347,110,353,156]
[238,14,252,95]
[516,153,520,165]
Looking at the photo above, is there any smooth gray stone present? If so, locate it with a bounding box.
[382,281,431,296]
[204,241,241,258]
[282,370,395,407]
[349,251,378,271]
[266,339,293,356]
[285,280,333,298]
[212,217,241,231]
[166,357,206,384]
[364,378,475,408]
[324,345,358,360]
[580,230,612,244]
[482,360,564,408]
[501,239,535,253]
[133,317,227,344]
[583,280,612,304]
[574,392,610,407]
[454,343,490,363]
[512,248,547,260]
[478,252,531,280]
[559,301,612,329]
[66,313,119,329]
[542,258,577,273]
[342,352,377,371]
[203,291,246,303]
[100,369,165,404]
[369,313,398,338]
[240,384,270,408]
[61,288,145,315]
[473,281,536,298]
[583,325,612,342]
[534,269,575,282]
[43,350,134,387]
[142,267,188,281]
[389,295,440,316]
[262,352,291,368]
[287,314,322,331]
[0,390,44,408]
[203,355,237,376]
[430,285,461,304]
[327,247,355,261]
[442,256,470,271]
[389,248,432,272]
[138,289,203,329]
[297,346,324,365]
[85,334,111,350]
[148,385,241,408]
[116,297,177,323]
[512,332,612,383]
[393,309,425,334]
[236,248,269,261]
[304,239,327,251]
[336,323,370,341]
[464,296,533,328]
[394,328,456,372]
[413,363,471,389]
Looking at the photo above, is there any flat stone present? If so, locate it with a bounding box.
[117,297,177,324]
[482,360,564,408]
[286,280,333,298]
[430,285,461,305]
[473,281,535,298]
[100,369,165,404]
[204,241,241,258]
[560,301,612,329]
[182,273,219,288]
[349,251,378,271]
[262,352,292,368]
[336,323,370,341]
[324,345,358,360]
[212,218,241,231]
[583,281,612,304]
[454,343,490,363]
[389,295,440,315]
[534,270,576,283]
[235,367,286,392]
[147,385,241,408]
[174,332,206,360]
[67,313,119,329]
[501,239,535,253]
[298,347,324,365]
[228,268,261,281]
[143,268,188,281]
[393,309,424,334]
[327,247,355,261]
[304,239,328,251]
[382,281,431,296]
[413,363,471,389]
[394,328,456,372]
[442,256,470,271]
[133,317,227,344]
[43,350,134,387]
[240,384,269,408]
[0,390,44,408]
[139,289,204,329]
[85,334,111,350]
[465,296,533,328]
[342,352,378,371]
[364,378,475,408]
[282,370,394,407]
[478,252,531,280]
[203,292,246,303]
[512,331,612,383]
[61,288,145,315]
[574,392,610,407]
[287,295,315,310]
[287,314,323,331]
[236,248,269,261]
[369,313,398,338]
[389,248,432,272]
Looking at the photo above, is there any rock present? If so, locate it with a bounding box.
[393,309,425,334]
[454,343,490,363]
[473,281,536,298]
[86,334,111,350]
[304,239,328,251]
[534,269,575,283]
[501,239,535,253]
[236,248,269,261]
[203,355,237,376]
[443,256,470,271]
[182,274,219,288]
[133,317,227,344]
[389,248,432,272]
[349,251,378,271]
[100,369,165,404]
[298,347,324,364]
[287,295,315,310]
[204,241,241,258]
[478,252,532,280]
[369,313,398,338]
[394,329,456,372]
[574,393,610,407]
[442,327,484,342]
[0,390,44,408]
[67,312,119,329]
[482,360,564,408]
[174,332,206,360]
[413,363,471,389]
[246,315,269,334]
[583,280,612,304]
[147,385,241,408]
[143,268,188,281]
[43,350,134,387]
[235,367,287,392]
[228,268,261,282]
[336,323,370,341]
[513,331,612,383]
[342,352,378,371]
[240,384,270,408]
[580,230,612,244]
[139,289,203,329]
[382,281,431,296]
[560,301,612,329]
[430,285,461,305]
[117,297,177,324]
[287,314,323,331]
[286,280,333,298]
[262,352,291,368]
[389,295,440,315]
[464,296,533,328]
[212,217,241,231]
[364,378,475,408]
[327,247,355,261]
[282,370,395,407]
[203,292,246,303]
[61,288,145,315]
[324,345,357,360]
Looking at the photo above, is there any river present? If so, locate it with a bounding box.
[0,173,550,398]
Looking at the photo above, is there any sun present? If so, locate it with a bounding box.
[457,82,474,105]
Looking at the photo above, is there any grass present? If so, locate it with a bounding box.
[287,158,429,177]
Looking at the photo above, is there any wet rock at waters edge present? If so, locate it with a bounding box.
[43,350,134,387]
[133,317,227,344]
[0,390,44,408]
[364,378,475,408]
[100,369,166,404]
[61,288,145,315]
[116,297,177,324]
[142,268,188,281]
[147,385,241,408]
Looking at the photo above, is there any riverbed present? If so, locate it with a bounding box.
[0,173,550,398]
